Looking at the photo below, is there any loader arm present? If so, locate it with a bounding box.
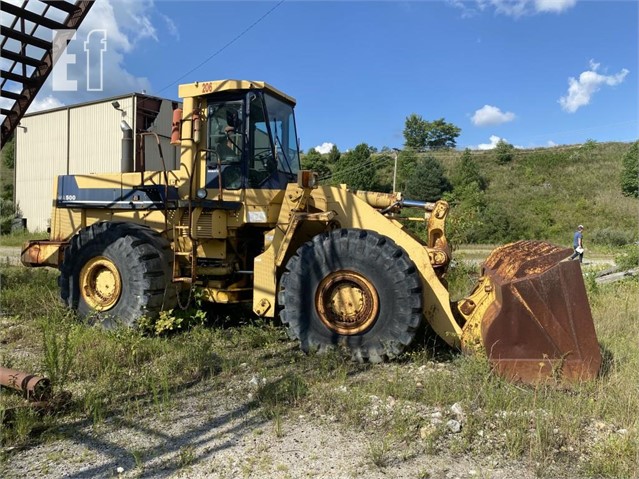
[259,183,601,383]
[253,184,463,346]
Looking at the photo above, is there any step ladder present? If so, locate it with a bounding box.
[172,225,196,284]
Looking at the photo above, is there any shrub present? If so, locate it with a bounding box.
[473,203,527,243]
[0,198,15,234]
[620,141,638,198]
[590,227,636,247]
[137,289,207,335]
[615,244,639,271]
[494,139,515,165]
[1,138,14,169]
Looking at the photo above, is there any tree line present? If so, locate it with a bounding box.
[301,114,639,245]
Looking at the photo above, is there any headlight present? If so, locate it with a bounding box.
[297,170,319,189]
[196,188,207,199]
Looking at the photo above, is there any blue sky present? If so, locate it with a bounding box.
[6,0,638,152]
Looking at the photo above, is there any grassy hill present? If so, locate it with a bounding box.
[363,141,638,248]
[441,142,636,244]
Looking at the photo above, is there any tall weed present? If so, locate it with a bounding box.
[39,313,78,394]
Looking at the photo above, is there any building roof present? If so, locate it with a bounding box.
[22,92,178,118]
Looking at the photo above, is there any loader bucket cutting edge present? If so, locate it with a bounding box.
[465,240,602,384]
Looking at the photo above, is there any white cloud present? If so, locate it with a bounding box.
[28,95,64,113]
[314,142,334,154]
[547,140,557,147]
[2,0,173,130]
[471,105,516,126]
[160,13,180,40]
[559,60,629,113]
[82,0,158,52]
[534,0,577,13]
[476,0,577,17]
[476,135,505,150]
[447,0,482,18]
[18,0,172,111]
[475,135,525,149]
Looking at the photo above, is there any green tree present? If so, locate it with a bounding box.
[446,151,489,244]
[425,118,461,150]
[403,114,461,151]
[0,198,16,234]
[403,114,428,150]
[1,183,13,201]
[1,138,15,205]
[396,149,419,192]
[446,182,487,244]
[452,148,487,191]
[620,141,638,198]
[301,148,330,179]
[403,155,452,201]
[1,137,15,169]
[495,139,515,164]
[327,144,341,165]
[333,143,376,190]
[372,152,394,192]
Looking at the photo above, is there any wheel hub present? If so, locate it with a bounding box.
[316,271,379,335]
[79,256,122,311]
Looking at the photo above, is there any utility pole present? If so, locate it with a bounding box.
[392,148,400,192]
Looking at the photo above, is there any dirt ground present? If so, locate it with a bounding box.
[0,246,617,478]
[0,247,20,266]
[3,378,542,479]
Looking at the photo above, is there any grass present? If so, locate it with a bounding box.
[0,230,45,247]
[359,142,638,246]
[435,142,638,246]
[1,260,638,478]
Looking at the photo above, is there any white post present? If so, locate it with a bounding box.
[392,148,400,192]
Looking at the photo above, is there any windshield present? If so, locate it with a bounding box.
[204,91,300,190]
[263,94,300,175]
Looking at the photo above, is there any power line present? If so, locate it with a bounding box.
[320,155,393,181]
[155,0,286,95]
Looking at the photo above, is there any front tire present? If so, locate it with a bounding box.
[59,222,177,327]
[278,229,423,362]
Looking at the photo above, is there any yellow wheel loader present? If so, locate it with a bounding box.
[21,80,601,384]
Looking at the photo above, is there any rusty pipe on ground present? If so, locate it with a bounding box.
[0,366,51,400]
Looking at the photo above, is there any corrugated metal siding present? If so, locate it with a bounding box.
[15,95,177,232]
[68,96,133,174]
[15,110,68,232]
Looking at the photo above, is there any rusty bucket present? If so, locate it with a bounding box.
[479,240,602,384]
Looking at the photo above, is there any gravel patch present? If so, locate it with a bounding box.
[2,379,540,479]
[0,247,21,266]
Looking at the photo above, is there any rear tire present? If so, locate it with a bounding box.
[59,222,177,328]
[278,229,423,362]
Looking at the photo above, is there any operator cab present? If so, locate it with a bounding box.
[205,86,300,190]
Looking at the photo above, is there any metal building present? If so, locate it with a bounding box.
[14,93,179,232]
